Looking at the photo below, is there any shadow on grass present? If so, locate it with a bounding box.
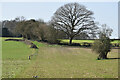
[97,58,120,60]
[107,58,120,60]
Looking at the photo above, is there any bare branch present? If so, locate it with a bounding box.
[51,2,98,44]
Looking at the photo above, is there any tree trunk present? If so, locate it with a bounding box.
[41,35,45,41]
[98,53,107,60]
[69,37,73,45]
[22,34,25,40]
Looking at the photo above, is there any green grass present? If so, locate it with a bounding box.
[111,40,120,44]
[32,41,60,47]
[2,41,30,60]
[2,37,118,78]
[1,37,23,40]
[61,39,120,44]
[61,39,94,44]
[2,37,33,78]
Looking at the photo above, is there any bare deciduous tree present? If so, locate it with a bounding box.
[15,16,26,22]
[16,19,38,39]
[33,23,47,41]
[51,2,98,45]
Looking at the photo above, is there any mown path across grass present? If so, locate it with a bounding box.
[2,38,118,78]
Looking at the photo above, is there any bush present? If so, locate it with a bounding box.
[92,35,111,59]
[92,24,113,60]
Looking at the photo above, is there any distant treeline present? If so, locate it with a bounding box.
[0,17,92,40]
[0,18,118,41]
[0,17,118,44]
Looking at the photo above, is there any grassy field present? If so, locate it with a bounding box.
[61,39,120,44]
[2,37,118,78]
[2,37,32,78]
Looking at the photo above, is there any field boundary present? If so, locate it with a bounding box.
[4,39,38,49]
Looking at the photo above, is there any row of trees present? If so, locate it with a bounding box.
[15,18,66,43]
[1,17,24,37]
[1,18,91,43]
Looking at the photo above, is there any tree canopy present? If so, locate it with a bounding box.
[51,2,98,44]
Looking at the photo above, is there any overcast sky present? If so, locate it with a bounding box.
[1,2,118,39]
